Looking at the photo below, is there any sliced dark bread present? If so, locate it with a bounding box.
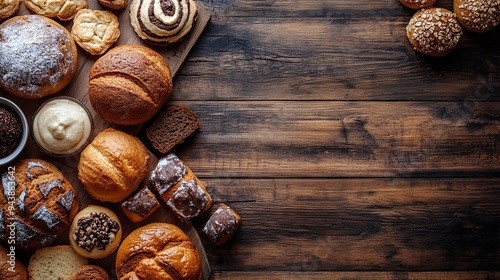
[146,105,200,153]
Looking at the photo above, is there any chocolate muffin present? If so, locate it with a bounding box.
[0,105,22,158]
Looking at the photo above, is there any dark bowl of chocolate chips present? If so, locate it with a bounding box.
[0,97,28,167]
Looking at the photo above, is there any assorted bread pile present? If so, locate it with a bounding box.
[401,0,499,57]
[0,1,241,279]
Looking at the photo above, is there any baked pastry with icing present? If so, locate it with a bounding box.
[0,159,79,250]
[150,153,211,221]
[0,0,21,21]
[78,128,149,203]
[116,223,202,280]
[203,204,241,246]
[406,7,463,57]
[130,0,198,44]
[121,185,160,223]
[24,0,88,21]
[0,15,78,99]
[454,0,500,33]
[71,9,120,55]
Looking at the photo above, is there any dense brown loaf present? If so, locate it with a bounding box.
[121,185,160,223]
[454,0,500,33]
[203,204,241,246]
[0,15,78,99]
[146,105,200,154]
[0,244,27,280]
[78,128,149,203]
[88,44,173,125]
[406,7,463,57]
[0,159,79,249]
[150,153,212,221]
[116,223,202,280]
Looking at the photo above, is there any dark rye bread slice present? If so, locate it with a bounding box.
[146,105,200,154]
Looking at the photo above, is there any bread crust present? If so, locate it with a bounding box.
[400,0,436,9]
[78,128,149,203]
[115,223,202,280]
[70,265,110,280]
[0,244,27,280]
[454,0,500,33]
[24,0,87,21]
[88,44,172,125]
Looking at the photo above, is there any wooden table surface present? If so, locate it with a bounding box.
[177,0,500,279]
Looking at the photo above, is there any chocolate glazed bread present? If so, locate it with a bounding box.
[0,159,79,249]
[88,44,173,125]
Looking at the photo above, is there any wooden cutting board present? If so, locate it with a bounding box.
[5,1,212,279]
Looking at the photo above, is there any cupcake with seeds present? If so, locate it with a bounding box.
[406,7,463,57]
[454,0,500,33]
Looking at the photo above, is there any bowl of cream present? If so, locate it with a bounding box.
[32,96,94,156]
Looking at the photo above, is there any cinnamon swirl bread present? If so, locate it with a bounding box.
[129,0,198,44]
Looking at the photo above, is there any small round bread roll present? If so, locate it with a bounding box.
[0,15,78,99]
[116,223,202,280]
[454,0,500,33]
[400,0,436,9]
[70,205,122,259]
[88,44,173,125]
[98,0,127,10]
[70,265,110,280]
[406,7,463,57]
[78,128,149,202]
[0,244,27,280]
[72,9,120,55]
[0,159,79,250]
[24,0,88,21]
[0,0,21,21]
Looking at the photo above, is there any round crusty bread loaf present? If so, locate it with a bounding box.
[116,223,202,280]
[28,245,88,280]
[78,128,149,203]
[0,159,79,250]
[0,244,27,280]
[88,44,173,125]
[0,15,78,99]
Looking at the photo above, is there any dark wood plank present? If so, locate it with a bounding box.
[192,178,500,271]
[210,271,497,280]
[142,101,500,178]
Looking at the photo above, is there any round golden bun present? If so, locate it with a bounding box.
[454,0,500,33]
[400,0,436,9]
[406,7,463,57]
[0,15,78,99]
[69,205,122,259]
[78,128,149,203]
[116,223,202,280]
[88,44,173,125]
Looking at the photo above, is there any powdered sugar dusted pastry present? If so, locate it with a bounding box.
[24,0,88,21]
[129,0,198,44]
[0,15,78,99]
[0,0,21,21]
[72,9,120,55]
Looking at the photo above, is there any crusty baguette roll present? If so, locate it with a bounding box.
[78,128,149,203]
[88,44,173,125]
[150,153,212,221]
[116,223,202,280]
[454,0,500,33]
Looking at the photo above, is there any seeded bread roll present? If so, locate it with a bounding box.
[146,105,200,154]
[78,128,149,203]
[69,205,122,259]
[28,245,88,280]
[0,0,21,21]
[70,265,110,280]
[0,15,78,99]
[400,0,436,9]
[150,153,212,221]
[0,159,79,250]
[454,0,500,33]
[88,44,173,125]
[406,7,463,57]
[0,244,27,280]
[116,223,202,280]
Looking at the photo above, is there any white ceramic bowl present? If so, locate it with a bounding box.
[0,97,29,166]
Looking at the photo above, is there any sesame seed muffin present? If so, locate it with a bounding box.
[400,0,437,9]
[454,0,500,33]
[406,7,463,57]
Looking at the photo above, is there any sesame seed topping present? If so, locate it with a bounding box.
[456,0,500,32]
